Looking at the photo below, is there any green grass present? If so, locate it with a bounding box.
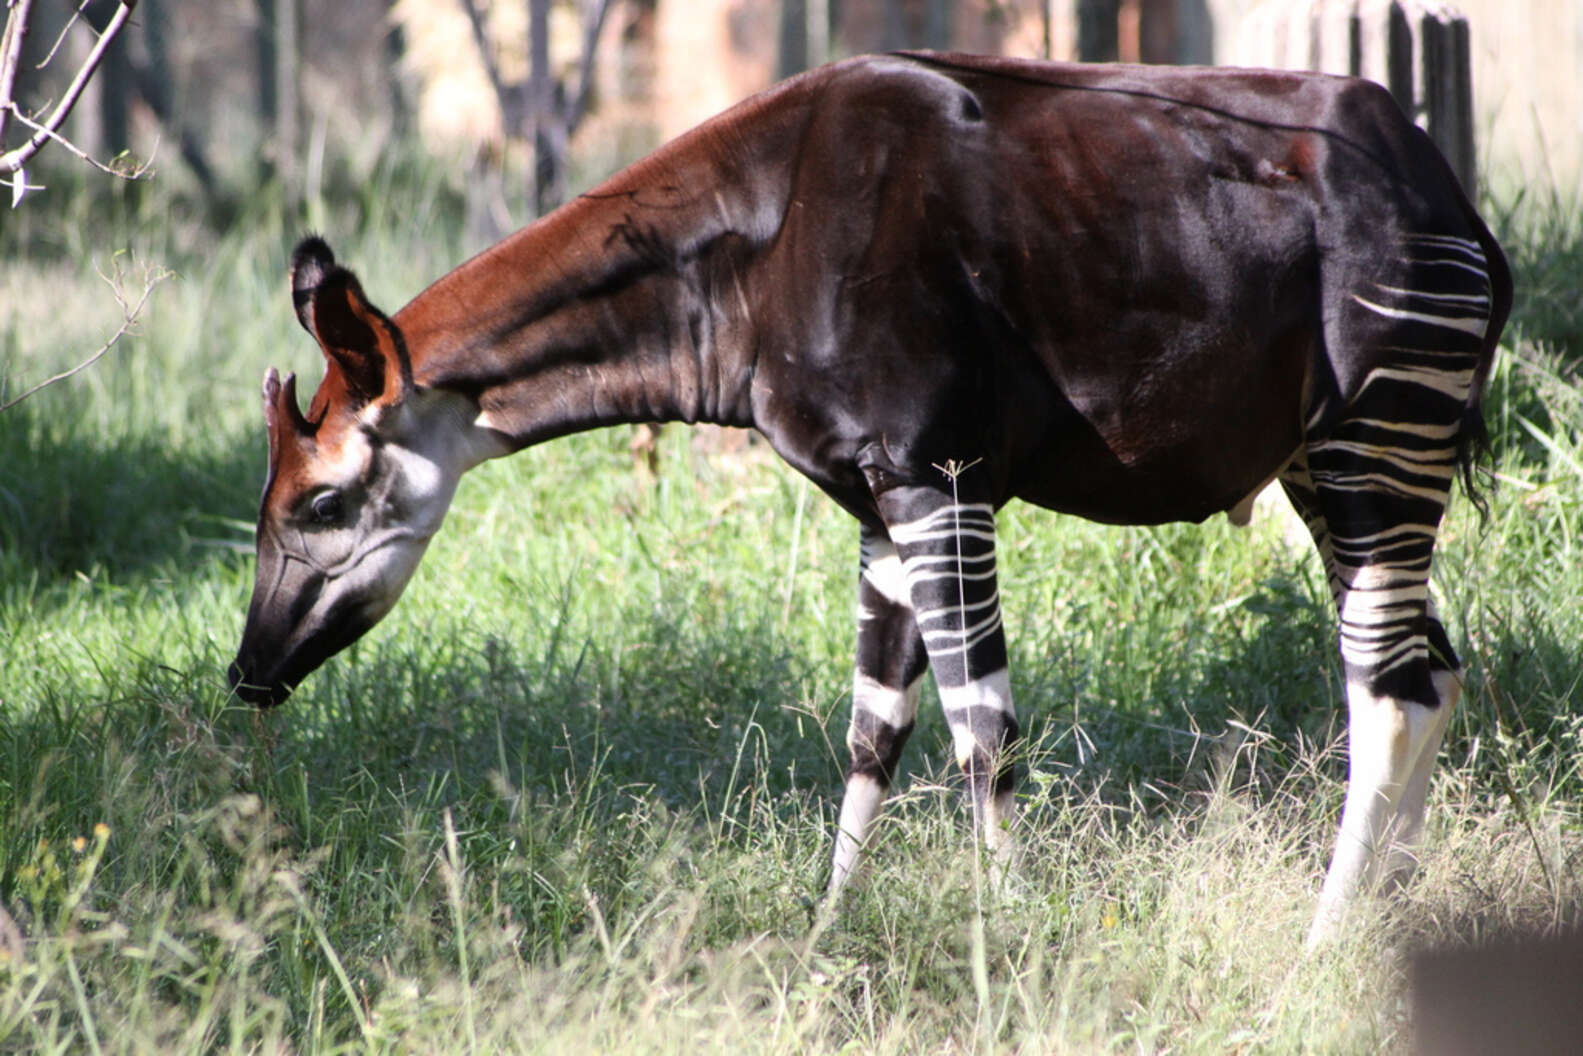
[2,161,1582,1052]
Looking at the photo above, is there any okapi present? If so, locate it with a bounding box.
[229,52,1511,946]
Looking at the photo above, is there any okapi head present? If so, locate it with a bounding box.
[229,239,483,706]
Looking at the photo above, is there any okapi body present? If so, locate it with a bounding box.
[229,52,1511,945]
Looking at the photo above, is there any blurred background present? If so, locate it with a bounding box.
[3,0,1577,248]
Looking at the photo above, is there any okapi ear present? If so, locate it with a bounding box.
[288,236,413,410]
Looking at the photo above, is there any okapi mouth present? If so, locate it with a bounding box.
[228,600,380,709]
[227,661,294,708]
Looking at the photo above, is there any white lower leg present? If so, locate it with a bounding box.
[1383,668,1458,884]
[941,667,1018,869]
[829,773,886,896]
[828,675,919,897]
[982,788,1018,889]
[1308,683,1442,948]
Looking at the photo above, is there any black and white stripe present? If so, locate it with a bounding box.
[830,527,927,893]
[830,488,1022,893]
[879,488,1017,836]
[1294,235,1493,692]
[887,502,1004,687]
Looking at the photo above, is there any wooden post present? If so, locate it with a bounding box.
[1078,0,1119,60]
[1118,0,1176,63]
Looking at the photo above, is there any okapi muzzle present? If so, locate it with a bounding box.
[229,544,384,708]
[229,238,470,707]
[228,474,425,707]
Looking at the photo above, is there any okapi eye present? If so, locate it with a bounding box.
[309,491,344,525]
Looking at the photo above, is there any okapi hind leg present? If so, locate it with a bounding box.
[828,526,928,896]
[1282,394,1467,948]
[874,480,1020,872]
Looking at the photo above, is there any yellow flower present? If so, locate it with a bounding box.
[93,823,111,840]
[72,836,87,853]
[1101,909,1119,930]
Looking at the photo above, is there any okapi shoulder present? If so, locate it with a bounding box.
[810,53,991,130]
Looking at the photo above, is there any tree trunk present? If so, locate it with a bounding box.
[132,0,217,196]
[779,0,807,78]
[807,0,829,67]
[881,0,908,49]
[529,0,560,216]
[257,0,300,195]
[94,2,130,157]
[256,0,276,181]
[1078,0,1120,61]
[924,0,953,50]
[385,2,409,136]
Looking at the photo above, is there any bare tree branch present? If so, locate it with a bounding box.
[0,257,171,414]
[0,0,37,148]
[567,0,615,134]
[38,0,95,71]
[0,0,139,187]
[455,0,507,112]
[3,101,153,180]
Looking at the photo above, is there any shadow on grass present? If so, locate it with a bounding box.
[1000,555,1583,841]
[3,589,844,832]
[0,595,848,952]
[1003,568,1341,807]
[7,486,1580,927]
[0,399,265,586]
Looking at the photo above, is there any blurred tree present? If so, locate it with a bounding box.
[529,0,557,213]
[924,0,953,48]
[873,0,960,51]
[0,0,145,205]
[778,0,831,77]
[882,0,907,47]
[455,0,618,218]
[0,2,171,413]
[94,2,130,156]
[1078,0,1120,60]
[125,0,217,196]
[256,0,302,195]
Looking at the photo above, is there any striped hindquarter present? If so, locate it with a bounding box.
[1291,232,1493,946]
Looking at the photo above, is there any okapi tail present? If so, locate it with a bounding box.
[1455,199,1514,517]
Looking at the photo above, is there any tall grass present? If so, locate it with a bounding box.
[1,157,1581,1052]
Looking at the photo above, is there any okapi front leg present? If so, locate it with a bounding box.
[828,525,928,896]
[878,482,1020,865]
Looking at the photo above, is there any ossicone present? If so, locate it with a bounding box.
[262,366,312,440]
